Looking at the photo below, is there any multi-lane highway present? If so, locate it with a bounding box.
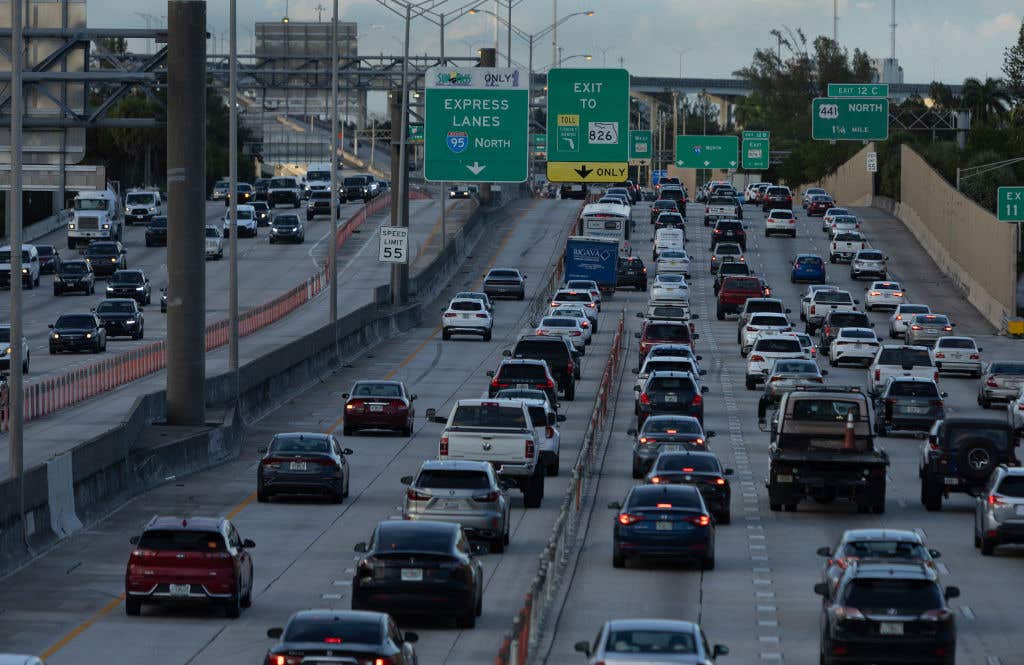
[0,194,1019,665]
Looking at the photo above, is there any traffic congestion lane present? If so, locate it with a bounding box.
[0,198,601,665]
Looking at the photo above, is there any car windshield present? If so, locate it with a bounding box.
[235,209,254,220]
[816,291,853,304]
[991,362,1024,375]
[643,418,701,435]
[489,270,520,279]
[85,243,117,255]
[96,301,135,313]
[844,579,942,613]
[830,314,869,327]
[937,338,974,349]
[451,404,527,428]
[913,315,949,325]
[651,306,686,319]
[284,617,381,645]
[755,338,801,353]
[996,476,1024,497]
[451,300,483,312]
[720,263,750,275]
[495,389,547,402]
[0,249,32,262]
[352,383,402,398]
[767,187,789,195]
[827,208,849,215]
[344,177,366,186]
[605,629,696,655]
[888,381,939,397]
[771,210,794,219]
[774,360,817,373]
[654,454,719,472]
[716,244,741,254]
[842,540,927,559]
[416,469,491,490]
[873,282,900,290]
[61,262,88,274]
[555,292,591,302]
[374,525,451,553]
[499,363,547,380]
[137,529,226,552]
[253,201,269,210]
[74,198,108,211]
[126,193,155,205]
[205,227,220,238]
[270,436,330,454]
[655,201,676,209]
[858,251,884,260]
[717,221,742,230]
[274,215,299,225]
[307,171,329,181]
[645,324,689,340]
[899,305,929,314]
[269,178,294,188]
[55,315,95,328]
[878,348,933,366]
[112,272,143,285]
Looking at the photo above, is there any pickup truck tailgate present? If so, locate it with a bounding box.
[443,429,530,464]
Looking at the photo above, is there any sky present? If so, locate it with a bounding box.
[92,0,1022,85]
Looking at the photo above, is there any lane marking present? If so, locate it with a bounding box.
[39,594,125,660]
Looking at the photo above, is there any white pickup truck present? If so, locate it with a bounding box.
[867,344,939,395]
[704,196,739,226]
[428,399,545,507]
[804,289,859,334]
[828,231,868,263]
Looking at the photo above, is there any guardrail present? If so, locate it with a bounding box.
[495,286,625,665]
[0,191,429,432]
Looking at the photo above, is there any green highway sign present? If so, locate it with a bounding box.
[546,68,630,182]
[408,124,424,143]
[998,187,1024,222]
[812,97,889,141]
[828,83,889,98]
[629,130,652,165]
[742,132,770,170]
[674,135,739,169]
[424,67,529,182]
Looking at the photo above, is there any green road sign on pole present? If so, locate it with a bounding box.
[630,130,652,165]
[741,130,770,170]
[998,187,1024,222]
[424,67,529,182]
[546,68,630,182]
[828,83,889,98]
[812,97,889,141]
[408,124,424,143]
[674,135,739,169]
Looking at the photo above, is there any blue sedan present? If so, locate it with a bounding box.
[610,484,715,570]
[791,253,826,283]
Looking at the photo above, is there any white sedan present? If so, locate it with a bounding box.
[888,303,931,338]
[1008,386,1024,432]
[655,249,691,277]
[650,273,689,302]
[204,226,224,260]
[828,327,880,367]
[740,312,793,356]
[564,279,602,308]
[864,281,905,311]
[441,298,493,341]
[548,305,596,336]
[932,336,983,376]
[822,207,851,231]
[535,316,588,351]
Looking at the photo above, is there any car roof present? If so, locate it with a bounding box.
[419,459,492,472]
[837,327,874,334]
[647,370,698,379]
[145,515,223,531]
[377,519,459,538]
[99,298,138,304]
[501,358,547,366]
[352,380,404,387]
[935,336,974,343]
[840,528,924,543]
[274,431,331,440]
[886,376,935,384]
[605,618,697,633]
[287,609,386,627]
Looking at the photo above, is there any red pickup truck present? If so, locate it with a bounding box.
[716,276,767,320]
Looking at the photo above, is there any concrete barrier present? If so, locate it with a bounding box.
[795,143,875,206]
[0,209,70,246]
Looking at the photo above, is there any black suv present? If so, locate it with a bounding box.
[761,186,793,211]
[616,256,647,291]
[818,311,873,355]
[105,269,152,305]
[711,219,746,251]
[306,190,337,220]
[487,359,558,406]
[144,216,167,247]
[93,298,145,340]
[53,259,95,296]
[814,561,959,665]
[508,336,578,400]
[83,241,126,277]
[919,417,1019,511]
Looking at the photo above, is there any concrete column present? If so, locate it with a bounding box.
[477,48,496,205]
[165,0,207,426]
[389,90,408,305]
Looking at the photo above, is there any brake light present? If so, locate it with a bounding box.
[869,292,881,297]
[789,219,795,224]
[987,377,999,387]
[943,326,953,331]
[406,487,431,501]
[1018,402,1024,411]
[476,313,489,318]
[346,399,366,412]
[580,320,589,328]
[988,493,1006,506]
[711,477,726,486]
[640,393,650,405]
[567,360,574,375]
[692,394,703,407]
[571,331,582,336]
[689,514,711,526]
[618,513,643,525]
[920,609,952,622]
[694,437,704,445]
[439,436,449,456]
[550,301,558,307]
[656,503,673,509]
[824,326,832,336]
[746,326,757,332]
[833,606,867,620]
[935,353,945,359]
[969,353,980,360]
[911,325,923,330]
[750,355,764,362]
[893,292,903,297]
[810,305,816,315]
[639,437,654,444]
[934,372,939,382]
[538,379,555,390]
[650,476,662,484]
[473,491,500,502]
[545,426,555,439]
[374,658,395,665]
[525,439,535,458]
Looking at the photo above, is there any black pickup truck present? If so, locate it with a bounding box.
[762,386,888,514]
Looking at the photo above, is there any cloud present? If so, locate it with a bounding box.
[978,11,1021,38]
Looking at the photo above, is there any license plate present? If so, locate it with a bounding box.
[879,622,904,636]
[944,477,958,485]
[655,521,673,531]
[926,329,938,334]
[442,501,461,511]
[289,461,307,471]
[662,445,683,452]
[904,406,927,414]
[401,568,423,582]
[369,405,384,412]
[664,395,678,403]
[169,584,190,598]
[516,383,530,390]
[775,474,793,483]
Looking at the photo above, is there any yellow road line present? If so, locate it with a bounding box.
[40,594,126,660]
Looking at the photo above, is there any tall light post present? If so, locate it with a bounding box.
[596,45,614,67]
[228,0,239,399]
[329,0,339,329]
[672,47,691,79]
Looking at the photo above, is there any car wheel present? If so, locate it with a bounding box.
[546,453,560,477]
[49,345,56,355]
[490,533,505,554]
[225,588,242,618]
[522,467,544,508]
[979,395,991,409]
[718,510,731,525]
[53,286,60,296]
[745,376,756,390]
[632,458,643,479]
[401,426,412,438]
[974,529,981,548]
[921,478,942,511]
[125,598,142,616]
[980,536,996,556]
[612,546,626,568]
[331,485,345,504]
[564,383,576,401]
[483,328,492,342]
[716,308,725,321]
[455,606,476,629]
[343,425,354,436]
[442,328,451,341]
[701,550,715,571]
[257,487,270,503]
[241,584,252,608]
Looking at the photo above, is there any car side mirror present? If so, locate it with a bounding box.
[712,645,729,659]
[725,468,734,475]
[978,347,983,352]
[400,475,413,486]
[821,369,829,376]
[129,535,140,545]
[693,334,700,340]
[701,386,709,394]
[257,446,268,455]
[267,627,283,639]
[699,369,707,376]
[486,370,495,378]
[758,420,768,432]
[353,542,368,553]
[940,392,948,398]
[929,548,941,559]
[785,308,792,313]
[944,586,960,600]
[425,408,437,420]
[574,642,591,656]
[404,631,419,644]
[607,501,622,510]
[90,307,96,312]
[635,312,643,318]
[626,428,637,436]
[706,431,716,438]
[243,538,255,548]
[813,582,830,597]
[854,299,860,304]
[557,414,567,422]
[48,323,54,329]
[471,542,489,556]
[697,355,703,360]
[817,546,832,557]
[341,393,350,399]
[502,349,512,357]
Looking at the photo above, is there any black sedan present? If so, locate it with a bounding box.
[144,216,167,247]
[93,298,145,340]
[266,610,418,665]
[645,450,733,524]
[482,267,526,300]
[83,241,126,278]
[49,313,106,354]
[36,245,61,274]
[256,432,352,503]
[53,259,95,296]
[352,521,484,628]
[105,269,151,305]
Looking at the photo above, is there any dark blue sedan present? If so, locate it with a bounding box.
[610,484,715,570]
[791,253,826,283]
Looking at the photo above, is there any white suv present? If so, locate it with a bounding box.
[204,226,224,260]
[828,327,880,367]
[740,312,792,356]
[764,209,796,237]
[745,333,805,389]
[222,205,258,237]
[442,298,493,341]
[0,244,40,290]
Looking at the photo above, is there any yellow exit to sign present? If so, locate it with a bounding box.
[547,161,628,183]
[557,114,580,126]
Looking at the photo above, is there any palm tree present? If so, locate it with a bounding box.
[961,77,1012,125]
[928,81,959,109]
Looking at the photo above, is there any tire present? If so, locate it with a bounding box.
[871,502,885,514]
[980,536,996,556]
[718,510,731,525]
[456,607,476,629]
[25,275,33,290]
[701,550,715,571]
[921,477,942,511]
[546,453,560,477]
[90,283,95,294]
[225,589,242,618]
[125,598,141,616]
[331,485,345,504]
[483,328,492,342]
[745,376,756,390]
[564,382,576,401]
[522,468,544,508]
[632,458,643,479]
[442,329,451,341]
[343,425,354,436]
[53,286,60,296]
[769,502,781,511]
[257,487,270,503]
[979,395,992,409]
[612,546,625,568]
[241,584,252,608]
[490,533,505,554]
[957,438,997,482]
[716,308,725,321]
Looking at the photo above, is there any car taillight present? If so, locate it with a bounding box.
[476,313,489,318]
[875,369,881,381]
[407,487,431,501]
[567,360,574,375]
[545,425,555,439]
[346,399,366,413]
[789,219,795,224]
[969,354,980,360]
[943,326,953,331]
[934,352,947,359]
[473,491,500,503]
[618,513,643,525]
[1018,402,1024,411]
[689,514,711,526]
[571,331,582,336]
[704,207,709,213]
[580,320,589,328]
[491,378,509,388]
[893,292,903,297]
[692,394,703,407]
[525,439,535,458]
[538,379,555,390]
[444,312,457,318]
[869,291,881,297]
[640,393,650,405]
[987,377,999,387]
[746,326,757,332]
[910,325,923,330]
[988,493,1007,506]
[810,305,816,315]
[439,436,449,456]
[550,301,559,307]
[269,655,304,665]
[920,609,952,622]
[934,372,939,382]
[650,476,663,484]
[833,606,866,621]
[750,355,764,362]
[710,477,726,486]
[824,326,832,336]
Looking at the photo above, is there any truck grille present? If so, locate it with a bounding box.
[77,216,100,230]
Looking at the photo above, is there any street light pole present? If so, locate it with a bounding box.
[228,0,239,400]
[391,2,412,305]
[329,0,339,326]
[506,0,512,67]
[551,0,557,67]
[8,0,25,531]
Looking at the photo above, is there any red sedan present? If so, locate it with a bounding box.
[806,195,835,216]
[342,380,417,436]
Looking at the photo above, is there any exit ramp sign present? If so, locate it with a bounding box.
[546,68,630,182]
[675,135,739,169]
[998,187,1024,222]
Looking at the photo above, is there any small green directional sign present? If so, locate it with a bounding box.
[828,83,889,98]
[408,124,424,143]
[998,187,1024,222]
[741,130,770,170]
[674,135,739,169]
[629,130,652,165]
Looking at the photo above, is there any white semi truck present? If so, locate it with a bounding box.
[68,187,124,249]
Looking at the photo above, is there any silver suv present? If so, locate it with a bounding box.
[401,460,511,553]
[975,466,1024,556]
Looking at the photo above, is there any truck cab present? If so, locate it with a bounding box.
[69,188,123,248]
[124,188,165,226]
[303,162,331,197]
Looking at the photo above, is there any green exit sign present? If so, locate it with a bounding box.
[998,187,1024,222]
[828,83,889,98]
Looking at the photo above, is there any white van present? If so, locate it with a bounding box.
[303,162,332,198]
[653,227,685,260]
[0,244,41,289]
[124,188,164,225]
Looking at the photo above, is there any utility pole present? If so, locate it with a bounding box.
[329,0,339,326]
[8,0,24,535]
[440,22,447,248]
[166,0,207,426]
[228,0,239,402]
[551,0,557,68]
[506,0,512,67]
[389,3,412,306]
[833,0,838,41]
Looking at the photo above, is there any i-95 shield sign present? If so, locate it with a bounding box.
[379,226,409,264]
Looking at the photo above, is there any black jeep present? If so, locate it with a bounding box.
[919,417,1019,511]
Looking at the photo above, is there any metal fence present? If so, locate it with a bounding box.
[0,191,431,432]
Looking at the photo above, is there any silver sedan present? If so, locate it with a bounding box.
[904,313,954,346]
[574,618,728,665]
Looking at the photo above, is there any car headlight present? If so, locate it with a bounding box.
[111,257,118,262]
[102,223,110,229]
[51,333,59,340]
[135,286,145,291]
[2,348,10,355]
[68,223,76,229]
[106,286,114,292]
[125,320,136,325]
[22,268,28,274]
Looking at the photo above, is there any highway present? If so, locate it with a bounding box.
[0,196,1019,665]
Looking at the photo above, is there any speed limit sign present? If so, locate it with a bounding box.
[378,226,409,264]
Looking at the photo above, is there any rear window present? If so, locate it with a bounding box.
[842,540,927,560]
[888,381,939,397]
[716,221,742,230]
[944,425,1010,450]
[829,313,870,327]
[498,364,547,380]
[416,470,491,490]
[913,315,950,325]
[488,270,520,279]
[642,418,701,435]
[791,399,862,422]
[936,338,974,349]
[710,197,735,205]
[723,277,760,290]
[649,376,698,392]
[716,243,741,254]
[138,529,225,552]
[542,317,577,328]
[991,362,1024,375]
[555,292,591,302]
[374,524,451,553]
[645,324,691,341]
[996,476,1024,497]
[651,306,687,319]
[654,454,720,472]
[858,251,884,260]
[627,486,702,509]
[284,617,381,644]
[754,338,801,353]
[451,300,483,311]
[816,291,853,304]
[719,263,750,275]
[796,256,822,265]
[839,329,875,339]
[878,348,933,366]
[451,404,528,428]
[644,360,696,375]
[767,187,790,195]
[270,436,330,454]
[774,360,817,373]
[514,340,568,359]
[750,314,788,326]
[844,579,942,613]
[899,305,930,314]
[770,210,794,219]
